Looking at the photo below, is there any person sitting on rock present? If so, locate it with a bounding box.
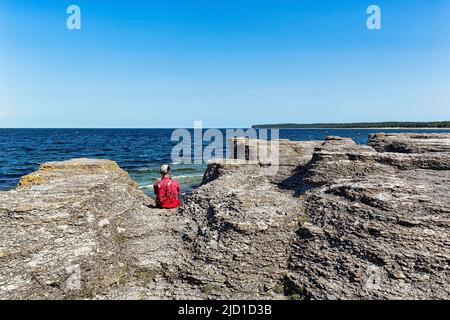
[153,164,181,209]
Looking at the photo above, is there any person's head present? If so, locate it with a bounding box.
[160,164,171,177]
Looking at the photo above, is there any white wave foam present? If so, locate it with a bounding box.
[173,174,203,179]
[138,174,203,189]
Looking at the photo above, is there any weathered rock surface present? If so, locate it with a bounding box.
[1,133,449,300]
[0,159,194,299]
[287,134,450,299]
[368,132,450,153]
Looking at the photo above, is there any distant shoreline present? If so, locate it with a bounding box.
[263,127,450,130]
[252,122,450,130]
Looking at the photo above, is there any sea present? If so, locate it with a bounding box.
[1,128,449,196]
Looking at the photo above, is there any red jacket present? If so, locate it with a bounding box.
[153,176,181,209]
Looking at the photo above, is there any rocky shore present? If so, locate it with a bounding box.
[1,133,449,300]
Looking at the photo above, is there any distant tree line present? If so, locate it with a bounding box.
[252,121,450,129]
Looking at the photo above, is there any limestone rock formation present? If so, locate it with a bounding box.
[1,133,449,300]
[368,132,450,153]
[0,159,192,299]
[287,133,450,299]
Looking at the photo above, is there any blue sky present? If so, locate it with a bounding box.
[1,0,449,128]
